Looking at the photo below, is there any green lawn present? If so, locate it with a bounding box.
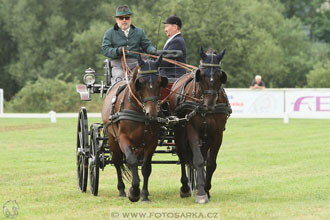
[0,118,329,220]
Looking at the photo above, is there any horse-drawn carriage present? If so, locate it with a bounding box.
[76,48,232,203]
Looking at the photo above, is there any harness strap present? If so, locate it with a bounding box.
[142,96,159,103]
[203,90,218,95]
[199,63,221,68]
[174,102,232,116]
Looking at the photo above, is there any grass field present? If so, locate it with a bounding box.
[0,117,329,220]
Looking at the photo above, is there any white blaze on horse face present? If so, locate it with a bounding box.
[144,101,158,119]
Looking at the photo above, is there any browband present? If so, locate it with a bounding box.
[138,70,158,74]
[199,63,221,68]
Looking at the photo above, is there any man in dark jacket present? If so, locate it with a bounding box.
[161,15,187,78]
[102,5,156,84]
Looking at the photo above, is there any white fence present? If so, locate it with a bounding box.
[0,89,330,122]
[227,88,330,119]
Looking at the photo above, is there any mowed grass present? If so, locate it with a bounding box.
[0,117,329,220]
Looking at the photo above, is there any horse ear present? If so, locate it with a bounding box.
[199,47,207,60]
[134,78,141,91]
[216,48,226,62]
[195,69,201,82]
[160,76,168,88]
[220,70,227,84]
[138,54,145,67]
[156,54,163,66]
[132,64,139,82]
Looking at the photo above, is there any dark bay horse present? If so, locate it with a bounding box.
[169,47,232,203]
[102,55,168,202]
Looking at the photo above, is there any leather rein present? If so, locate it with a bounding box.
[126,50,201,103]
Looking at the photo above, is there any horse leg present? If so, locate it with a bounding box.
[205,131,223,199]
[187,125,208,204]
[114,163,126,197]
[141,155,152,202]
[205,149,218,199]
[123,145,140,202]
[109,137,126,197]
[174,125,191,197]
[180,161,191,197]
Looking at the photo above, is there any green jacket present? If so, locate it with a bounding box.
[102,24,155,59]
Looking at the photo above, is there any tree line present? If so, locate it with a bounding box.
[1,0,330,112]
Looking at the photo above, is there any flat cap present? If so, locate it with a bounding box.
[163,15,182,28]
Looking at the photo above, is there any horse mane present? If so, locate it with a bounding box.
[131,64,139,83]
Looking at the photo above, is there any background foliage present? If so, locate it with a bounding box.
[1,0,330,112]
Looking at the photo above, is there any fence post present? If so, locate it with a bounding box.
[49,111,56,123]
[283,112,289,124]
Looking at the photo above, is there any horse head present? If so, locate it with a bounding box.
[196,47,227,111]
[133,55,168,120]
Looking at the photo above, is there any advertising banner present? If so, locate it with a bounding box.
[226,89,284,117]
[285,89,330,118]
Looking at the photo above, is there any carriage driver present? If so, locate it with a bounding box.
[101,5,157,85]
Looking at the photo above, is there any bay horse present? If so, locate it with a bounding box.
[102,55,168,202]
[169,47,232,203]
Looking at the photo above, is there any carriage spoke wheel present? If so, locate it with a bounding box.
[89,124,100,196]
[77,107,89,192]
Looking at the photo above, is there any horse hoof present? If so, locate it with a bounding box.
[128,193,140,202]
[119,190,126,198]
[141,198,151,203]
[127,188,140,202]
[180,189,192,198]
[195,194,208,204]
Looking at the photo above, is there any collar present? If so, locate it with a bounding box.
[164,32,181,49]
[122,27,130,33]
[168,32,181,42]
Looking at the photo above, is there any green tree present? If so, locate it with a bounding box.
[306,61,330,88]
[0,7,19,100]
[6,76,103,113]
[280,0,330,43]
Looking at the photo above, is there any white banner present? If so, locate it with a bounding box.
[285,89,330,118]
[226,89,284,117]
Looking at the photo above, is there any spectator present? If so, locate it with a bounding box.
[101,5,156,85]
[250,75,265,89]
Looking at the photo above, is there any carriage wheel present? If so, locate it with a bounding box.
[89,124,100,196]
[77,107,89,192]
[187,164,206,192]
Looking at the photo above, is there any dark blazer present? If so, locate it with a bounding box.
[160,33,187,78]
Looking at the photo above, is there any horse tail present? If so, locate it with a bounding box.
[120,162,133,182]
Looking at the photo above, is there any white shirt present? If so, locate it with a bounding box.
[163,32,181,49]
[122,27,130,38]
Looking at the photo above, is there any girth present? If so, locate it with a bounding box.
[108,109,151,125]
[174,102,232,116]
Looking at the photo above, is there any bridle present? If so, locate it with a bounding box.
[136,69,161,113]
[197,55,223,103]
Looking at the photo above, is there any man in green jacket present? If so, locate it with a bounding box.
[102,5,156,85]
